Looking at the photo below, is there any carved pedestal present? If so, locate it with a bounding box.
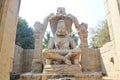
[20,63,102,80]
[43,64,82,74]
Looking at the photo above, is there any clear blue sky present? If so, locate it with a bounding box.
[19,0,106,28]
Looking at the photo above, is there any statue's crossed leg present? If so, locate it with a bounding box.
[43,52,80,65]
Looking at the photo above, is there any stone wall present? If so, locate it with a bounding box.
[13,45,34,73]
[104,0,120,71]
[0,0,20,80]
[81,48,101,72]
[88,48,101,72]
[100,41,114,76]
[22,49,34,73]
[103,0,120,78]
[13,45,23,73]
[100,41,120,78]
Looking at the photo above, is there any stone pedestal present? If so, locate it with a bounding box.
[43,65,82,74]
[20,72,102,80]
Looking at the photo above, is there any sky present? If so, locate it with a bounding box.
[19,0,106,29]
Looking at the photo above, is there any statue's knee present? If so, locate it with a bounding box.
[43,52,48,58]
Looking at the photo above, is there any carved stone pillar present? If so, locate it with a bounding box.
[31,14,50,73]
[78,23,89,71]
[31,22,44,73]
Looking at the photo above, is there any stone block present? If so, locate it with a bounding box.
[43,64,81,74]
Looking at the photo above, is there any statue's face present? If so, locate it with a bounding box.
[55,20,68,38]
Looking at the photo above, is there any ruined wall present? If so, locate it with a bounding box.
[100,41,115,76]
[103,0,120,78]
[88,48,101,72]
[13,45,34,73]
[104,0,120,70]
[22,49,34,73]
[13,45,23,73]
[100,41,120,78]
[81,48,101,72]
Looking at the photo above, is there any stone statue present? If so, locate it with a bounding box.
[42,19,81,65]
[20,7,103,80]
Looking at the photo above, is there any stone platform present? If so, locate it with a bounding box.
[20,72,102,80]
[43,65,82,74]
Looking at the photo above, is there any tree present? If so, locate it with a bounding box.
[70,32,78,46]
[43,32,51,49]
[15,17,34,49]
[89,20,110,48]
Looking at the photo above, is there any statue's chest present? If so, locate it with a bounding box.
[54,37,70,49]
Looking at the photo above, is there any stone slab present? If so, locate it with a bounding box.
[20,72,102,80]
[43,64,82,74]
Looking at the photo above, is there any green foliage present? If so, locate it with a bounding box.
[89,20,110,48]
[43,32,51,49]
[70,32,78,45]
[15,17,34,49]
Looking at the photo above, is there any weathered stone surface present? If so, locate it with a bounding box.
[20,72,102,80]
[13,45,34,73]
[30,7,102,80]
[42,8,82,66]
[22,49,34,72]
[1,0,120,79]
[13,45,23,73]
[101,0,120,79]
[31,13,54,73]
[100,41,119,78]
[88,48,101,72]
[0,0,20,80]
[43,65,81,74]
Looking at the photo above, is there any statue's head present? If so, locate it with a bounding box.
[55,20,68,38]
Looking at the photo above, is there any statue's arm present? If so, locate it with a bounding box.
[69,37,76,49]
[48,37,55,49]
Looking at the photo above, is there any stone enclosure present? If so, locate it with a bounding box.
[0,0,120,80]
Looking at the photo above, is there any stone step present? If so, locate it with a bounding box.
[20,72,102,80]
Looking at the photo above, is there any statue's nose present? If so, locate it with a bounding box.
[58,29,62,32]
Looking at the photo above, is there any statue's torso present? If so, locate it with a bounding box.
[53,36,70,50]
